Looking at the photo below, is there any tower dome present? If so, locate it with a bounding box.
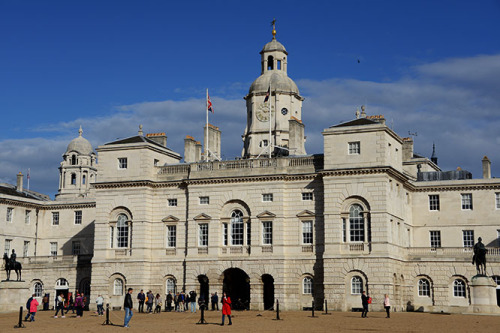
[65,126,94,156]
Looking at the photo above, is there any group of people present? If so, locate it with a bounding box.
[23,291,89,323]
[361,291,391,319]
[123,288,232,328]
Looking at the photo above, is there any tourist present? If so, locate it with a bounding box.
[361,291,370,318]
[137,289,145,313]
[190,290,197,313]
[29,295,39,322]
[384,294,391,318]
[66,294,74,314]
[221,292,232,326]
[166,291,173,311]
[211,292,219,311]
[154,294,162,313]
[174,292,180,312]
[146,290,154,313]
[96,294,104,316]
[75,293,84,317]
[54,293,65,318]
[24,294,34,321]
[123,288,134,328]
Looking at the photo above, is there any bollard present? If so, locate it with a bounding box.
[311,301,315,317]
[14,306,25,329]
[196,305,207,324]
[322,299,331,315]
[272,299,281,321]
[102,303,113,326]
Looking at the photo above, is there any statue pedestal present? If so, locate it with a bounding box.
[467,276,500,314]
[0,280,30,312]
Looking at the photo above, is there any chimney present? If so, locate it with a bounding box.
[204,124,221,161]
[16,172,23,192]
[288,117,306,155]
[184,136,197,163]
[402,137,414,161]
[146,132,167,147]
[482,156,491,179]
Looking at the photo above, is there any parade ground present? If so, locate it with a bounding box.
[1,309,500,332]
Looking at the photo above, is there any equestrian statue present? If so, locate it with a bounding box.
[3,249,22,281]
[472,237,487,276]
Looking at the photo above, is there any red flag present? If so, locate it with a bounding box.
[207,92,214,113]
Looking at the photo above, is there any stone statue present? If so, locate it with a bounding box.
[3,249,22,281]
[472,237,487,276]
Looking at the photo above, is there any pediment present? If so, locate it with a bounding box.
[256,211,276,219]
[193,213,212,221]
[162,215,179,223]
[296,210,315,218]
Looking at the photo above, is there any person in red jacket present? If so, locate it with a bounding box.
[221,292,232,326]
[29,296,39,322]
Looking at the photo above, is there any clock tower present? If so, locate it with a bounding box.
[242,24,306,158]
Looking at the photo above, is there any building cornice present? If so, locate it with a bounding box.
[0,197,95,210]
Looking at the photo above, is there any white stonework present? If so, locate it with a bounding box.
[1,29,499,314]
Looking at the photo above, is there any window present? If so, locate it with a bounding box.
[342,218,346,242]
[418,279,430,297]
[303,277,313,294]
[199,196,209,205]
[453,279,466,298]
[222,223,228,246]
[71,155,77,165]
[71,173,76,185]
[302,220,313,244]
[6,207,13,222]
[231,210,244,246]
[260,140,269,147]
[167,225,176,248]
[277,59,281,70]
[52,212,59,226]
[25,210,31,224]
[262,221,273,245]
[23,241,30,257]
[461,193,473,210]
[166,278,176,294]
[429,195,440,211]
[50,242,58,256]
[496,193,500,209]
[463,230,474,248]
[33,282,43,297]
[4,239,12,255]
[113,279,124,296]
[492,276,500,285]
[117,214,129,248]
[351,276,363,295]
[110,226,114,248]
[262,193,273,202]
[349,204,365,242]
[118,158,128,169]
[430,231,441,248]
[82,174,86,185]
[348,141,360,155]
[72,241,81,255]
[74,210,82,225]
[168,198,177,207]
[199,223,208,247]
[302,192,313,201]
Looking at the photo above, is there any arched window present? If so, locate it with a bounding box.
[56,278,69,288]
[267,56,274,70]
[116,214,129,248]
[33,282,43,297]
[82,175,86,185]
[166,278,176,294]
[453,279,466,298]
[113,279,124,296]
[351,276,363,295]
[231,210,244,246]
[349,204,364,242]
[418,278,430,297]
[71,155,77,165]
[303,277,313,294]
[71,173,77,185]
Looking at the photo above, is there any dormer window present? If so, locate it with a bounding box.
[267,56,274,70]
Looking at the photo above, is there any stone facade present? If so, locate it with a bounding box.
[1,30,500,313]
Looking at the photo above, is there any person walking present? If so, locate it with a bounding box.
[221,292,232,326]
[123,288,134,328]
[29,296,39,322]
[96,294,104,316]
[361,291,370,318]
[24,294,34,321]
[137,290,145,313]
[54,293,65,318]
[66,294,74,314]
[146,290,154,313]
[384,294,391,318]
[75,293,84,317]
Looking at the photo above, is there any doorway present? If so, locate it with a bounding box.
[262,274,274,310]
[223,268,250,310]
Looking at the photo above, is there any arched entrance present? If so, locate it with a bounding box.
[223,268,250,310]
[198,275,210,306]
[262,274,274,310]
[54,278,69,308]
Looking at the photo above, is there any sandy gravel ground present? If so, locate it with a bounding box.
[1,308,499,333]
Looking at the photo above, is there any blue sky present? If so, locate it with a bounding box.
[1,0,499,197]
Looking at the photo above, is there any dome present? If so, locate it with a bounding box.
[261,38,287,54]
[249,72,299,95]
[65,127,94,156]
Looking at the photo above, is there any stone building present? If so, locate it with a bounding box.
[1,28,499,313]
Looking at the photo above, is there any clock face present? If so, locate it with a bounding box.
[256,103,275,122]
[281,107,288,115]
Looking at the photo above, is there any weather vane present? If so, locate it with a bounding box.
[271,18,276,38]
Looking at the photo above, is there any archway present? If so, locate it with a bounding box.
[262,274,274,310]
[223,268,250,310]
[198,275,210,306]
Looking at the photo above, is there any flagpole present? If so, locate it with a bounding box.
[206,88,209,161]
[268,82,272,159]
[27,168,30,191]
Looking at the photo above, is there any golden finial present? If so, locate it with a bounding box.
[271,18,276,39]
